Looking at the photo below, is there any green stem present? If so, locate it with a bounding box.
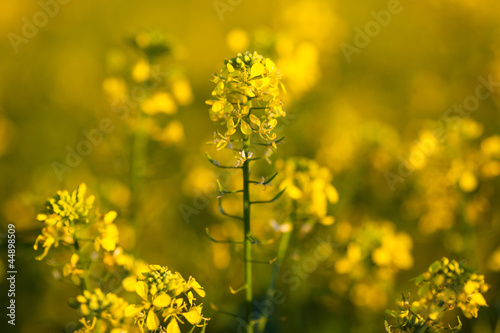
[458,192,478,266]
[129,93,150,257]
[95,318,101,332]
[130,108,148,215]
[257,203,296,333]
[258,231,291,332]
[73,236,88,292]
[243,136,254,333]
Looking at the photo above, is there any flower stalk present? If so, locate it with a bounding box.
[242,136,254,332]
[206,51,287,332]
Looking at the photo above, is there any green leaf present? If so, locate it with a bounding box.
[385,309,397,318]
[67,298,79,309]
[417,323,428,333]
[217,179,224,193]
[262,172,278,185]
[452,316,462,332]
[429,260,441,273]
[384,319,391,332]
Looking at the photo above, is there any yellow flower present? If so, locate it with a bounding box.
[63,254,84,286]
[94,211,120,252]
[458,171,478,192]
[132,59,150,82]
[275,158,338,233]
[206,52,286,153]
[102,77,127,101]
[76,288,129,322]
[37,183,94,226]
[171,76,193,106]
[141,92,177,115]
[226,28,250,54]
[74,317,96,333]
[33,221,74,260]
[386,257,489,331]
[481,135,500,158]
[125,265,207,332]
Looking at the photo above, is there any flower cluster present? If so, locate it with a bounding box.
[333,221,414,279]
[34,184,208,333]
[125,265,207,332]
[274,158,339,232]
[400,119,500,235]
[225,0,346,99]
[103,30,192,146]
[75,288,130,331]
[385,257,489,332]
[318,120,400,175]
[329,220,414,311]
[63,253,85,286]
[130,29,171,60]
[206,51,286,150]
[102,246,150,293]
[34,183,94,260]
[94,211,120,252]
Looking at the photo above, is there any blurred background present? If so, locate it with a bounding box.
[1,0,500,332]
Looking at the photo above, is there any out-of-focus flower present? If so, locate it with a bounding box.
[328,220,413,312]
[132,59,151,83]
[63,253,84,286]
[74,317,96,333]
[488,246,500,272]
[141,92,177,115]
[277,41,320,97]
[404,120,500,235]
[102,246,149,292]
[102,30,191,150]
[227,28,250,54]
[38,183,94,225]
[102,77,127,101]
[280,0,345,53]
[33,219,75,260]
[171,76,194,106]
[318,119,400,174]
[34,183,94,260]
[275,158,338,233]
[76,288,130,331]
[350,280,388,311]
[152,120,185,145]
[130,29,171,60]
[94,211,120,252]
[333,221,413,280]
